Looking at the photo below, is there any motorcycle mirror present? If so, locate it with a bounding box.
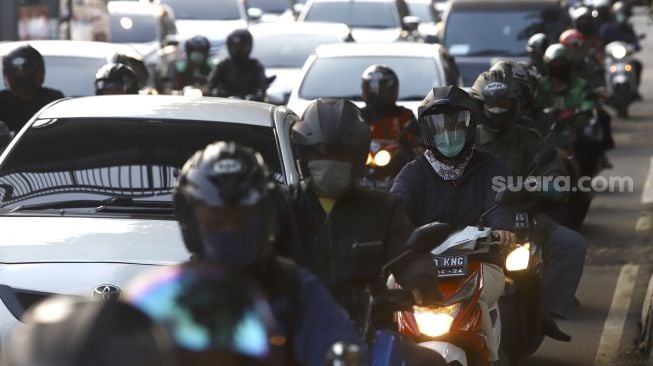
[402,16,420,32]
[247,7,263,23]
[532,147,557,168]
[406,222,453,253]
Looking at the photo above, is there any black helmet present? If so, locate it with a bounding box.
[4,296,175,366]
[543,43,572,81]
[418,86,478,161]
[292,98,371,180]
[526,33,550,58]
[571,6,595,34]
[2,44,45,99]
[592,0,612,23]
[471,68,520,134]
[173,141,279,268]
[185,35,210,54]
[128,265,275,364]
[361,64,399,109]
[612,1,628,24]
[95,63,139,95]
[226,29,253,61]
[490,60,538,111]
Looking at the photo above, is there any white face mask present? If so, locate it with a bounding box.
[307,160,352,197]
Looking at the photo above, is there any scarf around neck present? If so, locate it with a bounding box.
[424,148,473,183]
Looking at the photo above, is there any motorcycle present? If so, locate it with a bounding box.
[361,139,413,191]
[605,41,638,118]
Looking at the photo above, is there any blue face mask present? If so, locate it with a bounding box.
[434,131,466,158]
[189,51,205,65]
[199,217,262,269]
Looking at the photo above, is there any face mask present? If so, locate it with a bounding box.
[198,217,262,269]
[189,51,205,65]
[616,14,626,24]
[434,131,466,158]
[307,160,352,197]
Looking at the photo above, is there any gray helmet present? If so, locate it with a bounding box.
[291,98,371,177]
[173,141,279,260]
[471,69,520,133]
[490,60,538,109]
[526,33,550,57]
[4,296,174,366]
[95,63,139,95]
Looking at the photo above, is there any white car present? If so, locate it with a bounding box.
[0,41,148,96]
[0,95,300,346]
[287,42,462,117]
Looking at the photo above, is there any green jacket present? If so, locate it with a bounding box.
[537,77,594,115]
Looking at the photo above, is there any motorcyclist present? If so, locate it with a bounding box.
[128,265,278,366]
[599,1,643,90]
[559,28,605,89]
[591,0,614,28]
[0,45,64,133]
[95,63,139,95]
[208,29,267,101]
[173,140,365,366]
[472,66,586,335]
[571,6,605,64]
[390,85,514,364]
[526,33,551,76]
[2,296,176,366]
[172,35,214,92]
[285,98,440,330]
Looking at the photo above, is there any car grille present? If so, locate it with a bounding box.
[0,285,53,321]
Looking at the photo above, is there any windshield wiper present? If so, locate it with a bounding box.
[9,197,173,213]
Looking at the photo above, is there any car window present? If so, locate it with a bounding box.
[407,2,435,23]
[0,118,283,209]
[0,56,106,97]
[251,34,342,68]
[160,0,243,20]
[110,14,159,43]
[443,8,566,57]
[304,2,399,28]
[247,0,290,14]
[299,56,441,100]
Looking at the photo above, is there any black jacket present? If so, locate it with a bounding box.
[0,87,64,132]
[208,58,267,99]
[283,183,436,321]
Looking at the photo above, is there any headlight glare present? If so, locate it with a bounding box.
[625,64,633,72]
[413,306,455,337]
[505,244,530,271]
[373,150,392,167]
[611,45,628,59]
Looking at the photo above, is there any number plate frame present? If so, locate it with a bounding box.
[433,254,468,278]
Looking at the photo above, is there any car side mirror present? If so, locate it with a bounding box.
[292,3,304,18]
[402,16,420,32]
[406,222,453,253]
[247,7,263,23]
[164,34,179,47]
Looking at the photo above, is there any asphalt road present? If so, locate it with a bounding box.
[524,8,653,366]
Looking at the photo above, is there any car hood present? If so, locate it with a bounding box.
[0,216,189,265]
[454,56,527,86]
[175,19,248,41]
[266,67,302,101]
[351,28,402,43]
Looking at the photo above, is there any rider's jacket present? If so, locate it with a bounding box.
[172,59,213,90]
[599,22,641,50]
[361,105,418,147]
[0,87,64,132]
[390,150,514,266]
[537,77,594,127]
[207,58,267,99]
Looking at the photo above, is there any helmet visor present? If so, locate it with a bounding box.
[193,203,259,232]
[483,97,514,115]
[420,109,471,146]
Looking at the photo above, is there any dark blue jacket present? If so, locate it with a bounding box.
[390,150,514,231]
[599,22,641,51]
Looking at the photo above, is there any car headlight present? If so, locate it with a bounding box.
[611,45,628,59]
[505,243,530,272]
[373,150,392,167]
[413,305,457,337]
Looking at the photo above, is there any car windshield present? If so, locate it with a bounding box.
[407,2,434,23]
[110,14,158,43]
[303,2,399,28]
[0,56,105,97]
[299,56,441,100]
[248,0,289,14]
[252,34,342,68]
[0,118,283,210]
[160,0,242,20]
[443,8,566,57]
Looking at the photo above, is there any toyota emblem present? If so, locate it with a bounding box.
[92,284,122,301]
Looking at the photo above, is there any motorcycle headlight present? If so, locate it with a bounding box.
[373,150,392,167]
[611,45,628,60]
[413,305,457,337]
[505,243,530,272]
[625,64,633,72]
[366,152,374,166]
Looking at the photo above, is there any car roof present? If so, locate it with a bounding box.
[38,96,276,127]
[107,1,162,16]
[450,0,563,10]
[313,42,443,58]
[310,0,399,3]
[248,22,351,38]
[0,40,143,60]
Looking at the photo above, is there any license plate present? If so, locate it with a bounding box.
[433,254,468,278]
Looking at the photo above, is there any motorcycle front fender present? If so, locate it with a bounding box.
[419,341,468,366]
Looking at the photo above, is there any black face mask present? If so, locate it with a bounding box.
[548,63,571,81]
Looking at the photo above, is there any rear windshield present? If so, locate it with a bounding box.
[252,34,343,68]
[110,14,159,43]
[304,2,399,28]
[247,0,290,14]
[160,0,243,20]
[0,118,282,209]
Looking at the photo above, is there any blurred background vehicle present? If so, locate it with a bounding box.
[440,0,570,85]
[151,0,248,56]
[298,0,413,42]
[107,1,178,90]
[406,0,440,42]
[245,0,298,22]
[287,42,461,116]
[0,40,148,96]
[0,95,300,348]
[242,21,352,105]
